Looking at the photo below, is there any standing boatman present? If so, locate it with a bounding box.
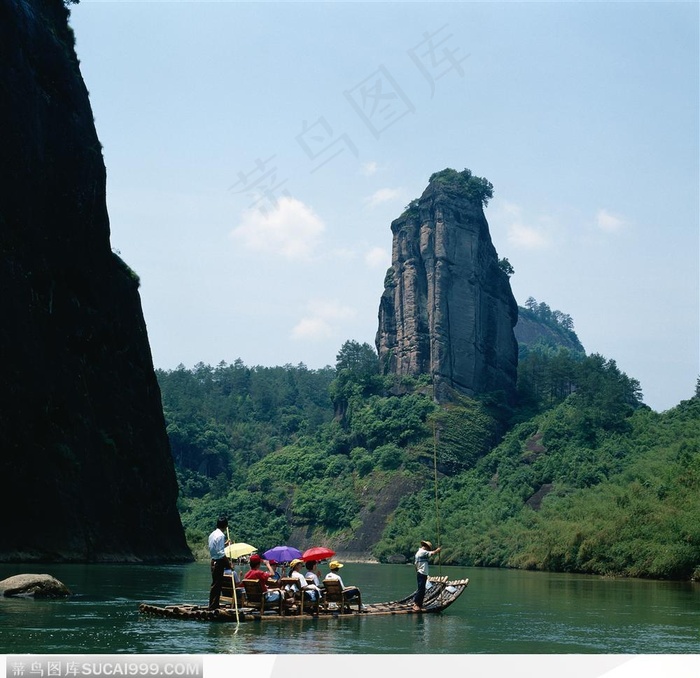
[207,515,231,610]
[412,539,441,611]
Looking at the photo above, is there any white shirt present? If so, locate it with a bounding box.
[324,571,345,589]
[414,547,432,575]
[208,528,226,560]
[305,571,321,587]
[291,569,321,592]
[290,570,308,589]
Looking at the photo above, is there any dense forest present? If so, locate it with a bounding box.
[157,303,700,581]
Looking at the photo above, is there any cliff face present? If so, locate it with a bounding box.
[514,308,585,355]
[376,169,518,403]
[0,0,192,562]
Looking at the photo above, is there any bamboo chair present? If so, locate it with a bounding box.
[240,579,284,615]
[278,576,298,591]
[220,573,244,608]
[278,577,320,615]
[278,577,297,600]
[273,577,299,614]
[322,579,362,613]
[298,585,321,616]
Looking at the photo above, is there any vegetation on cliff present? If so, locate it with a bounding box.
[401,168,494,217]
[428,167,495,206]
[157,309,699,579]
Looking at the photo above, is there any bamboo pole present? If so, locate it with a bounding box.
[226,527,240,630]
[432,419,444,606]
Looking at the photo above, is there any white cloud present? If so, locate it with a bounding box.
[365,187,404,208]
[500,201,522,218]
[291,317,333,340]
[361,161,380,176]
[230,196,325,260]
[364,246,391,269]
[291,299,357,341]
[596,208,627,232]
[499,203,550,250]
[508,221,550,249]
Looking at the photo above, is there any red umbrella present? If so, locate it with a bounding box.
[302,546,336,562]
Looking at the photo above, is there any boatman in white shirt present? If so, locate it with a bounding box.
[412,539,441,612]
[207,515,231,610]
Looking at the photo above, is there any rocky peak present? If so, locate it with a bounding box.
[375,168,518,403]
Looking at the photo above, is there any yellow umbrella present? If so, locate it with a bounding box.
[225,542,257,559]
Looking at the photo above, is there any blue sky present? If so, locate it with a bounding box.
[68,1,698,413]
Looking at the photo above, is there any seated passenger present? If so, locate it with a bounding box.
[268,559,281,583]
[223,566,244,604]
[288,558,322,602]
[304,560,323,587]
[243,554,283,604]
[324,560,360,600]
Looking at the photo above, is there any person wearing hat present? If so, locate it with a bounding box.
[207,515,232,610]
[412,540,441,612]
[244,553,286,604]
[288,558,322,603]
[323,560,360,601]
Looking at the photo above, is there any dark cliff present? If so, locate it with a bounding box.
[0,0,192,562]
[376,169,518,404]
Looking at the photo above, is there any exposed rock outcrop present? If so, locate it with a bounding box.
[514,307,585,354]
[376,169,518,403]
[0,574,71,598]
[0,0,192,562]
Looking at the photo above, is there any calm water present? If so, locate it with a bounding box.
[0,563,698,654]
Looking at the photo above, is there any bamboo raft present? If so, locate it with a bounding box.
[138,576,469,623]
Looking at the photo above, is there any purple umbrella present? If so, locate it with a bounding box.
[263,545,303,563]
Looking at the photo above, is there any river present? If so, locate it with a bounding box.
[0,562,697,655]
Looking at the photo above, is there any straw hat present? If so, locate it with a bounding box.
[420,540,433,550]
[289,558,303,569]
[329,560,343,570]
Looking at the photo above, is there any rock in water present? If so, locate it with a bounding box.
[376,168,518,403]
[0,574,71,598]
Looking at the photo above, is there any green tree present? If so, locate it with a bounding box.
[429,168,494,207]
[498,257,515,277]
[335,340,380,377]
[330,340,382,417]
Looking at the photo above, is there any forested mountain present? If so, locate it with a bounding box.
[156,309,700,580]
